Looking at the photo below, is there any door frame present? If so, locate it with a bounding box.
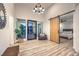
[59,10,75,43]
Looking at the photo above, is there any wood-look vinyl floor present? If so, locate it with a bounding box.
[16,39,79,56]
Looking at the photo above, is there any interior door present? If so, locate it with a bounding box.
[50,17,60,43]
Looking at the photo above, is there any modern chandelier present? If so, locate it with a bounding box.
[32,3,45,14]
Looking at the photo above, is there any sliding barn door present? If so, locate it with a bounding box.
[50,17,60,43]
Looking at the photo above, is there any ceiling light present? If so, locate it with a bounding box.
[33,3,45,14]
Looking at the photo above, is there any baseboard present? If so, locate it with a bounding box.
[73,46,79,53]
[0,44,9,56]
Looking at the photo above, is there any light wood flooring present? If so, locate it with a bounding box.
[16,39,79,56]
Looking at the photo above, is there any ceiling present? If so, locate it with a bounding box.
[15,3,54,10]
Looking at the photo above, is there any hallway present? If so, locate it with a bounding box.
[17,39,79,56]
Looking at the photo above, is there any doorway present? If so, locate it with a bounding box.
[59,11,74,45]
[27,20,37,40]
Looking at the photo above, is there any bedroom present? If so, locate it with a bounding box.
[59,10,74,44]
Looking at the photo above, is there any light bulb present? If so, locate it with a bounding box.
[32,9,35,12]
[35,7,38,10]
[42,8,45,11]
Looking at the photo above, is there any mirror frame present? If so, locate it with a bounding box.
[0,3,6,29]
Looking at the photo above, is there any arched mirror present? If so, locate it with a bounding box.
[0,3,6,29]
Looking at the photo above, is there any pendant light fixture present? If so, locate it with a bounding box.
[32,3,45,14]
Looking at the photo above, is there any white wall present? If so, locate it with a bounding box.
[73,5,79,52]
[60,19,73,32]
[43,3,76,40]
[62,21,73,29]
[0,3,15,55]
[43,19,50,40]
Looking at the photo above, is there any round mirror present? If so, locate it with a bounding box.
[0,3,6,29]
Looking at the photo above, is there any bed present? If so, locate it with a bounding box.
[60,29,73,39]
